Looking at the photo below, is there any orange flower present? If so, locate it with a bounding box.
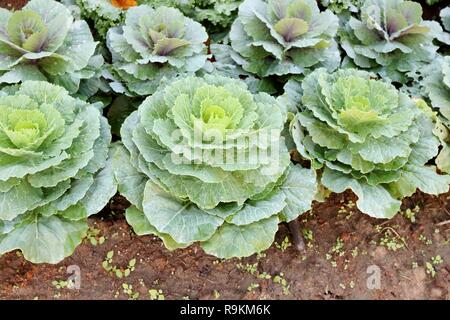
[111,0,137,9]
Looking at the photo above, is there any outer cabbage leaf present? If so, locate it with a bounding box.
[0,0,100,96]
[228,0,340,78]
[0,213,88,264]
[125,205,189,250]
[408,56,450,174]
[206,44,277,94]
[441,7,450,32]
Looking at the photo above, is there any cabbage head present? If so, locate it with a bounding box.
[229,0,340,78]
[0,0,100,95]
[106,5,209,96]
[65,0,135,41]
[0,81,116,263]
[290,68,450,219]
[113,74,317,259]
[339,0,442,83]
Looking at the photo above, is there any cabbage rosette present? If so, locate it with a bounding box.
[436,6,450,45]
[113,74,317,258]
[339,0,442,83]
[442,7,450,32]
[0,81,116,263]
[229,0,340,78]
[0,0,100,95]
[106,5,209,96]
[290,68,450,219]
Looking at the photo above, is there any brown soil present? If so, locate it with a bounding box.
[1,0,449,301]
[0,0,26,9]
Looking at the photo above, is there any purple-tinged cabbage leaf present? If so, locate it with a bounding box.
[228,0,340,78]
[106,5,209,96]
[339,0,443,83]
[0,0,101,96]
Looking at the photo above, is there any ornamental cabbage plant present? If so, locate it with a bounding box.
[113,74,317,258]
[150,0,243,35]
[290,68,450,219]
[0,0,100,95]
[339,0,442,83]
[64,0,137,40]
[106,5,209,96]
[229,0,340,78]
[0,81,116,263]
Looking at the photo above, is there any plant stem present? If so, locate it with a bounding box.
[288,219,305,252]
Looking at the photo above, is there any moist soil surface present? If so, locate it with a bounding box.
[1,0,449,300]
